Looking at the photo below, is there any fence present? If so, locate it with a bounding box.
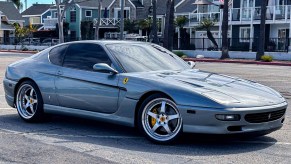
[182,37,289,52]
[0,36,289,53]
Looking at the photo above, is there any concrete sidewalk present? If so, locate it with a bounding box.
[185,58,291,66]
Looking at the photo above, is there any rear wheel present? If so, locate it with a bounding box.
[16,81,44,122]
[138,94,182,144]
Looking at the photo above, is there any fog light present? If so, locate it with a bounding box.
[215,114,241,121]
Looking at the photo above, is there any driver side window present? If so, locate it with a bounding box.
[63,43,112,71]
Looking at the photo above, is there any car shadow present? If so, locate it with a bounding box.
[0,113,278,157]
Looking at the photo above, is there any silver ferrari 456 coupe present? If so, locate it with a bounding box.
[3,41,288,143]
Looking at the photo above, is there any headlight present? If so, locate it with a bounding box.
[215,114,241,121]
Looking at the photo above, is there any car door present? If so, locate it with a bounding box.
[54,43,119,114]
[46,44,69,106]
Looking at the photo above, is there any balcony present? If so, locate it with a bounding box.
[43,18,58,29]
[176,12,221,26]
[230,5,291,24]
[93,18,121,27]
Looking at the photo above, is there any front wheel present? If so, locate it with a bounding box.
[138,94,183,144]
[16,81,44,122]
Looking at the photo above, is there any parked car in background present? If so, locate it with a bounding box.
[41,38,60,46]
[18,38,41,46]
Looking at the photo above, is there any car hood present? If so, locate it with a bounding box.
[129,69,286,108]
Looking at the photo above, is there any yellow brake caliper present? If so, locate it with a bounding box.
[151,108,158,126]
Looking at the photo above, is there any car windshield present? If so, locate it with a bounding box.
[106,43,190,73]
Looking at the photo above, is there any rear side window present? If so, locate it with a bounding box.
[49,45,68,66]
[63,43,111,71]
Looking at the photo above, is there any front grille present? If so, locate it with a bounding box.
[245,109,286,123]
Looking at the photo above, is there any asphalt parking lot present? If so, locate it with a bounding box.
[0,52,290,163]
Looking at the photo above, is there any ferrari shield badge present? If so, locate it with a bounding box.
[123,77,129,84]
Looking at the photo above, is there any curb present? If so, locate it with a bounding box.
[0,50,37,54]
[184,58,291,66]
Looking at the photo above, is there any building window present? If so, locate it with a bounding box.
[70,8,76,22]
[115,8,130,19]
[30,17,41,24]
[239,27,251,42]
[85,10,92,17]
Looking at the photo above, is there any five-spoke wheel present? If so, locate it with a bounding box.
[138,94,182,143]
[16,81,44,122]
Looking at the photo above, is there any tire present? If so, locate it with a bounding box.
[15,81,44,122]
[138,94,183,144]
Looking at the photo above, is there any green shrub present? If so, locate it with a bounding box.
[261,55,273,62]
[173,51,187,58]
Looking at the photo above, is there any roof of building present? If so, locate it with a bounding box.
[0,1,23,21]
[176,0,197,13]
[152,0,183,15]
[0,22,15,30]
[77,0,114,8]
[22,4,52,16]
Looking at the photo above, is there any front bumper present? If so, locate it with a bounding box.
[178,102,288,134]
[3,77,17,108]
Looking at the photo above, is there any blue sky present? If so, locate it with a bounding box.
[1,0,55,11]
[23,0,55,10]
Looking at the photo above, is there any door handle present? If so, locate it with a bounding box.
[57,70,63,75]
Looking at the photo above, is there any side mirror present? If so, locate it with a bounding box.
[187,61,196,69]
[93,63,118,74]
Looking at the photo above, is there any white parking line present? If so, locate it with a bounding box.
[232,140,291,145]
[0,108,13,110]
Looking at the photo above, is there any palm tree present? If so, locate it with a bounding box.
[196,19,218,49]
[152,0,158,43]
[120,0,125,40]
[95,0,102,40]
[11,0,22,11]
[175,16,188,49]
[124,19,138,33]
[221,0,230,59]
[163,0,175,50]
[257,0,267,60]
[138,18,152,40]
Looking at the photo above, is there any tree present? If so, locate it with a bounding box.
[95,0,102,40]
[221,0,230,59]
[175,16,188,29]
[175,16,188,49]
[257,0,267,60]
[152,0,158,43]
[55,0,75,43]
[163,0,175,50]
[120,0,125,40]
[11,0,23,11]
[196,19,218,49]
[81,21,94,40]
[138,18,152,39]
[124,19,138,33]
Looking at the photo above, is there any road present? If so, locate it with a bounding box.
[0,52,290,164]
